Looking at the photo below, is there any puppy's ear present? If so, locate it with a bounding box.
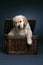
[24,17,28,26]
[12,17,16,27]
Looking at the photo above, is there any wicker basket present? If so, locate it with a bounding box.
[4,19,38,54]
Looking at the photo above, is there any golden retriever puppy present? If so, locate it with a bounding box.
[8,15,32,45]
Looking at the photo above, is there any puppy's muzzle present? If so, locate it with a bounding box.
[18,26,20,29]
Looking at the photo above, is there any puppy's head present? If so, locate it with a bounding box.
[13,15,28,29]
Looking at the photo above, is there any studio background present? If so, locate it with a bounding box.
[0,0,43,65]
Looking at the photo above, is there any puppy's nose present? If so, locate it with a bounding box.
[18,26,20,29]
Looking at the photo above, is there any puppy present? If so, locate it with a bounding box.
[8,15,32,45]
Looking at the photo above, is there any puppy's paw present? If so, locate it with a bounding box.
[27,39,32,45]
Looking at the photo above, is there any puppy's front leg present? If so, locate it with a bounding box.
[25,29,32,45]
[27,37,32,45]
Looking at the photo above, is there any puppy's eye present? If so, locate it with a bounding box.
[20,21,22,22]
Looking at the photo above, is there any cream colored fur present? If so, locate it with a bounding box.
[8,15,32,45]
